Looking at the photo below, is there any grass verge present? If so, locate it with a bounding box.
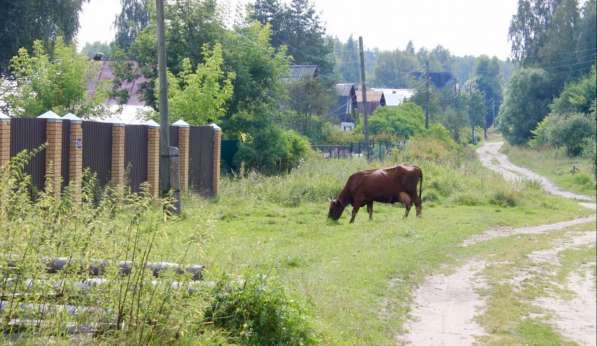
[501,144,596,197]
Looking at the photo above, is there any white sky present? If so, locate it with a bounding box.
[77,0,518,59]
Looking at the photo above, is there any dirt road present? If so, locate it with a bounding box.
[398,141,596,345]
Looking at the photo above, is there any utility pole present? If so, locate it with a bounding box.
[424,59,430,129]
[156,0,170,195]
[358,36,369,160]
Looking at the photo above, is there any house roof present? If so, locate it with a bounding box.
[87,60,149,106]
[335,83,355,96]
[371,88,414,106]
[355,89,385,103]
[285,65,319,81]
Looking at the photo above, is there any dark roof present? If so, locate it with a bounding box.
[284,65,319,82]
[87,60,149,106]
[411,71,455,89]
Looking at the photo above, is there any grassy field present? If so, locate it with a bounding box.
[172,142,591,344]
[502,144,596,197]
[2,138,593,345]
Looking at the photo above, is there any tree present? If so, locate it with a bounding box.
[509,0,560,65]
[286,77,333,134]
[465,86,486,144]
[159,44,235,125]
[473,56,502,137]
[8,38,105,117]
[114,0,150,51]
[249,0,334,76]
[221,23,291,135]
[0,0,89,70]
[576,0,597,74]
[498,68,552,144]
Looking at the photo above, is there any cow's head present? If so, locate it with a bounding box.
[328,199,344,221]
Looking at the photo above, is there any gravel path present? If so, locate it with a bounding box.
[397,141,596,345]
[476,142,595,202]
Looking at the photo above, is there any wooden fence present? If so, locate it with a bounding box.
[0,112,221,199]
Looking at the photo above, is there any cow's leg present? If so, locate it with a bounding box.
[414,194,422,217]
[400,192,412,218]
[350,206,360,223]
[367,202,373,220]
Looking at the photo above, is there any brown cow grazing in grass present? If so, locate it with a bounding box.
[328,165,423,223]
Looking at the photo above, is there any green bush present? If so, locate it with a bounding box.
[367,102,425,139]
[532,112,596,156]
[204,274,317,346]
[234,126,312,175]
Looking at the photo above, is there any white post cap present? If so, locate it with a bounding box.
[172,119,190,128]
[209,123,221,131]
[38,110,62,121]
[146,120,160,128]
[62,113,82,123]
[0,112,9,121]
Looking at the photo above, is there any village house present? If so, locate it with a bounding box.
[87,56,153,124]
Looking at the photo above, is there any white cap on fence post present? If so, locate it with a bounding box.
[209,123,221,132]
[62,113,82,124]
[172,119,190,128]
[146,120,160,128]
[0,112,9,121]
[38,110,62,122]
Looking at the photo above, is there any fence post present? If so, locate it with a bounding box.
[0,113,10,168]
[172,120,190,194]
[111,121,125,190]
[38,111,62,198]
[63,113,82,203]
[146,120,160,199]
[210,123,221,197]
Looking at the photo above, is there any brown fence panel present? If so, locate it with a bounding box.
[170,126,179,148]
[10,118,46,192]
[82,121,113,186]
[61,121,71,190]
[189,126,215,196]
[124,125,148,192]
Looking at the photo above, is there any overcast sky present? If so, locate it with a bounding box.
[77,0,518,59]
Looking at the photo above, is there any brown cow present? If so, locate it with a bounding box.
[328,165,423,223]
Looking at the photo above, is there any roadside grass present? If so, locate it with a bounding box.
[501,144,596,197]
[470,223,596,346]
[178,150,592,345]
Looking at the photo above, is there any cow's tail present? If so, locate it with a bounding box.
[418,169,423,201]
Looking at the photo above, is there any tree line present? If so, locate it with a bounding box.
[499,0,595,160]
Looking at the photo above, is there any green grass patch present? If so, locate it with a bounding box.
[502,144,596,197]
[184,150,591,345]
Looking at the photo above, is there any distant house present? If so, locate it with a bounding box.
[371,88,415,107]
[87,59,152,124]
[355,87,386,115]
[330,83,357,122]
[283,65,319,82]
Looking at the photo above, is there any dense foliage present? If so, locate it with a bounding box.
[498,68,553,144]
[8,39,105,117]
[161,44,235,125]
[367,102,425,139]
[501,0,596,146]
[0,0,88,71]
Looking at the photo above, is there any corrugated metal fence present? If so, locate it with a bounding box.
[3,118,220,197]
